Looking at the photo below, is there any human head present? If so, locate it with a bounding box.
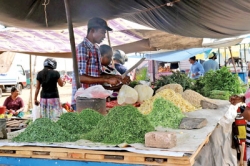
[11,87,19,97]
[44,58,57,69]
[113,50,126,65]
[87,17,112,44]
[208,52,217,60]
[100,44,113,66]
[189,56,196,64]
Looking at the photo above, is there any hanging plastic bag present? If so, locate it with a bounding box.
[74,85,113,99]
[118,85,138,105]
[32,104,40,122]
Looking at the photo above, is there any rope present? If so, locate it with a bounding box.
[42,0,50,27]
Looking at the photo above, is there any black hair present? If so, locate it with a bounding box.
[100,44,112,57]
[189,56,196,61]
[11,87,17,93]
[209,52,217,59]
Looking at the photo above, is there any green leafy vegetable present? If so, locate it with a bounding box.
[154,71,193,92]
[12,118,79,143]
[78,109,104,133]
[192,67,243,97]
[147,97,185,129]
[84,105,154,144]
[136,67,149,81]
[57,112,86,134]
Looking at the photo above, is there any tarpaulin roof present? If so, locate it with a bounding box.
[129,48,212,62]
[0,0,250,38]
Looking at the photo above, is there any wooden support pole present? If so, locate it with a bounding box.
[152,60,156,82]
[218,48,221,68]
[229,47,237,73]
[224,47,227,66]
[28,54,32,110]
[64,0,80,89]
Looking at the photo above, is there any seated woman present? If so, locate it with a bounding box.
[3,87,24,118]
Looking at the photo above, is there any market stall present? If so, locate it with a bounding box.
[0,101,236,166]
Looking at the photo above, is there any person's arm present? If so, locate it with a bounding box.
[3,97,9,113]
[34,80,41,105]
[79,74,121,86]
[16,98,24,113]
[229,95,245,105]
[197,64,205,76]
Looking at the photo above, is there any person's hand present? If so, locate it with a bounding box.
[107,77,121,86]
[13,111,18,116]
[121,76,131,84]
[34,99,40,106]
[229,95,244,105]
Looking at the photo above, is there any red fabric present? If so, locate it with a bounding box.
[106,100,141,108]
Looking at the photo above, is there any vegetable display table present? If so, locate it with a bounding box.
[0,101,237,166]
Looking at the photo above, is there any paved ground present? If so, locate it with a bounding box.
[0,84,72,112]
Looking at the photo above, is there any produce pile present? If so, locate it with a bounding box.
[154,71,193,91]
[84,105,154,144]
[12,118,79,143]
[156,84,183,94]
[192,67,244,99]
[139,89,196,115]
[78,109,104,132]
[147,98,185,128]
[182,89,208,108]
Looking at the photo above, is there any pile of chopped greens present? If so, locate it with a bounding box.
[78,109,104,133]
[84,105,154,144]
[192,67,243,97]
[147,98,185,129]
[12,118,79,143]
[154,71,193,92]
[57,112,86,134]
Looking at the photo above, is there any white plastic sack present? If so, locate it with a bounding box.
[32,105,40,122]
[117,85,138,105]
[134,85,154,103]
[74,85,113,99]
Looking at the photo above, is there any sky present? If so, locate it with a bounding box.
[13,53,139,72]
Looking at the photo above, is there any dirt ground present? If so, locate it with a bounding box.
[0,83,72,112]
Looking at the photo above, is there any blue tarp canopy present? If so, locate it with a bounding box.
[129,48,212,62]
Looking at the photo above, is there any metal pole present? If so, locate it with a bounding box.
[152,60,156,82]
[218,48,221,68]
[224,47,227,66]
[244,44,246,62]
[229,47,237,73]
[64,0,80,89]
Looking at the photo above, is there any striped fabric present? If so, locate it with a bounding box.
[0,18,148,54]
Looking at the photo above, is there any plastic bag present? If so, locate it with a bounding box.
[74,85,113,99]
[32,105,40,122]
[117,85,138,105]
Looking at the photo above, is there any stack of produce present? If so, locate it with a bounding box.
[209,90,231,100]
[78,109,104,133]
[84,105,154,144]
[156,84,183,94]
[182,89,207,108]
[192,67,243,97]
[154,71,193,92]
[139,89,196,115]
[147,98,185,128]
[57,112,86,135]
[12,118,79,143]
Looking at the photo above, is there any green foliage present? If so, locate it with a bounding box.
[147,98,185,129]
[154,71,193,91]
[129,81,140,88]
[12,118,79,143]
[84,105,154,144]
[136,67,149,81]
[78,109,104,133]
[192,67,242,97]
[209,90,231,100]
[57,112,86,135]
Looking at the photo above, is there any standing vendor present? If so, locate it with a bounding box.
[189,56,204,79]
[100,44,130,91]
[202,52,219,74]
[71,17,122,110]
